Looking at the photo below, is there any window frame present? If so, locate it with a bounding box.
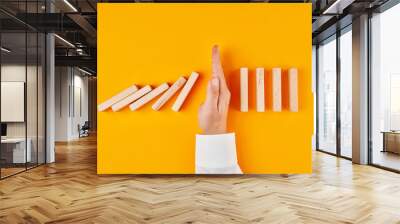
[367,0,400,173]
[315,24,353,160]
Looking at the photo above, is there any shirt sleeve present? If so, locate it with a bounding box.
[195,133,242,174]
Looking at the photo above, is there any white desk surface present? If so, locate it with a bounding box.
[1,138,27,144]
[1,137,32,163]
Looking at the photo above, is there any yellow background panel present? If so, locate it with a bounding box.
[98,3,313,174]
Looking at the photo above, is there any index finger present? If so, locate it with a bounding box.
[211,45,225,81]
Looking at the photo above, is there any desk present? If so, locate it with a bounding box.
[381,131,400,154]
[1,138,31,163]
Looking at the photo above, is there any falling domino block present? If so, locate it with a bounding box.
[272,68,282,112]
[240,67,248,112]
[111,85,152,111]
[130,83,169,111]
[152,77,187,111]
[289,68,298,112]
[172,72,199,112]
[256,67,265,112]
[98,85,138,112]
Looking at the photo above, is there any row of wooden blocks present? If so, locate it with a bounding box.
[98,72,199,112]
[99,67,299,112]
[240,67,298,112]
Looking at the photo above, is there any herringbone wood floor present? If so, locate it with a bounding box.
[1,135,400,224]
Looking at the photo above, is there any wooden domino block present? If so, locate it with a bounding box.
[289,68,298,112]
[98,85,138,112]
[111,85,152,111]
[130,83,169,111]
[172,72,199,112]
[256,67,265,112]
[272,68,282,112]
[152,77,186,111]
[240,67,248,112]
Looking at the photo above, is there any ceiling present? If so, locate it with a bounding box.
[0,0,394,74]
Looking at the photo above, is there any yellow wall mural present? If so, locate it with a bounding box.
[97,3,313,174]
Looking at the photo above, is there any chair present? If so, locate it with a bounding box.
[79,121,90,138]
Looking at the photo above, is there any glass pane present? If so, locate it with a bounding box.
[26,0,39,169]
[27,31,38,169]
[1,1,46,178]
[318,37,337,154]
[38,33,45,165]
[371,3,400,171]
[312,45,317,151]
[340,29,352,158]
[1,31,27,177]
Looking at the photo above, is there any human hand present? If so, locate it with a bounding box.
[198,45,231,135]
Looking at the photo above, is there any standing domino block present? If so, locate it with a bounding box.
[111,85,152,111]
[172,72,199,112]
[130,83,169,111]
[272,68,282,112]
[98,85,138,112]
[256,67,265,112]
[240,67,248,112]
[152,77,187,111]
[289,68,298,112]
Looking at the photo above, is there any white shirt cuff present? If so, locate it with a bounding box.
[195,133,242,174]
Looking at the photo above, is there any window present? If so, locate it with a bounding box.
[318,36,337,154]
[339,28,352,158]
[390,74,400,130]
[316,26,353,158]
[0,1,46,179]
[371,2,400,171]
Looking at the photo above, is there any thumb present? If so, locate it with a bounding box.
[204,77,219,109]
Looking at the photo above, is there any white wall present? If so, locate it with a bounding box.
[1,63,46,164]
[55,67,70,141]
[1,65,37,138]
[1,65,25,136]
[55,67,89,141]
[76,71,89,139]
